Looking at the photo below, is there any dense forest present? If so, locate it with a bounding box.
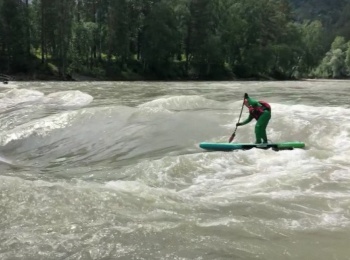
[1,0,350,81]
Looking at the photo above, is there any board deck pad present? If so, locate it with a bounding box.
[199,142,305,151]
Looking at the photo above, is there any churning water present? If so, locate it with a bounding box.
[0,80,349,260]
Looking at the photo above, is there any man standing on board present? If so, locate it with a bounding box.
[236,93,271,144]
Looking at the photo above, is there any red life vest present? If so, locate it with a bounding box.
[248,100,271,120]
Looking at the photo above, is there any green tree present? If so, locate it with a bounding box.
[345,42,350,75]
[298,20,326,75]
[142,1,181,78]
[107,0,131,68]
[0,0,29,72]
[314,36,348,78]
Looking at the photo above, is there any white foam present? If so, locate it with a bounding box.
[330,169,350,181]
[0,89,44,111]
[0,89,94,112]
[138,95,221,111]
[43,90,93,108]
[0,105,136,146]
[0,111,77,145]
[0,81,19,89]
[0,155,14,166]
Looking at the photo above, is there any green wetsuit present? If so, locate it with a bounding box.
[240,97,271,144]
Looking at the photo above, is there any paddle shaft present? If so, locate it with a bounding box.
[229,96,245,142]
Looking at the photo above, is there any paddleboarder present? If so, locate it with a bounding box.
[236,93,271,144]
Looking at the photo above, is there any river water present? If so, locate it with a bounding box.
[0,80,349,260]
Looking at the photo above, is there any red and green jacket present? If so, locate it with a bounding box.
[240,97,271,125]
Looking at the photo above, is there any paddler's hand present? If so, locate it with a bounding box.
[236,122,242,127]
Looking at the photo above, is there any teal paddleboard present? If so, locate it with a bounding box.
[199,142,305,151]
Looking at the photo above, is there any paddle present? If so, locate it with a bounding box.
[228,94,245,143]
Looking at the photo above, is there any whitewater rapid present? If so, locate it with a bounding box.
[0,80,349,260]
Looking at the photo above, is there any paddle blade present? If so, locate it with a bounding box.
[228,133,235,143]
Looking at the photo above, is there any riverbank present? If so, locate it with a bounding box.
[0,57,282,82]
[1,64,342,82]
[1,71,289,82]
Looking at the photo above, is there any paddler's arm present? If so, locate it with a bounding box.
[237,114,253,126]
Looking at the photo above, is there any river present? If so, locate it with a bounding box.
[0,80,349,260]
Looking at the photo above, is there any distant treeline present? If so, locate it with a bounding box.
[1,0,350,80]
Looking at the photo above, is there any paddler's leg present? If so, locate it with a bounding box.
[254,110,271,143]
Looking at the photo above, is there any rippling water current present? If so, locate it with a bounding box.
[0,80,349,260]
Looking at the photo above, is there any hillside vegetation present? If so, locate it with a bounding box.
[1,0,350,80]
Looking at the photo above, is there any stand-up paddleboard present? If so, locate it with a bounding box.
[199,142,305,151]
